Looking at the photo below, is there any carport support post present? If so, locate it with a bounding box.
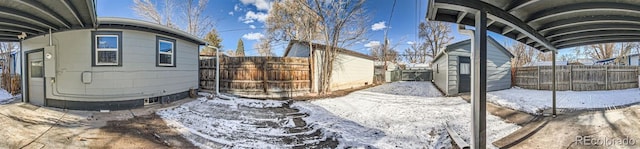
[471,9,487,149]
[552,51,557,117]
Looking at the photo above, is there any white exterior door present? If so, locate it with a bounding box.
[27,51,44,106]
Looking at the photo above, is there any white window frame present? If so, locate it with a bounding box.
[158,39,175,66]
[95,35,120,66]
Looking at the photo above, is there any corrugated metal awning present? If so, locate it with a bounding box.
[0,0,96,41]
[427,0,640,52]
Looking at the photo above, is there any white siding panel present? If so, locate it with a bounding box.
[329,53,374,91]
[431,55,448,95]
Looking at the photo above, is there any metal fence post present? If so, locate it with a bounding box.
[605,66,609,90]
[537,66,541,90]
[569,65,573,90]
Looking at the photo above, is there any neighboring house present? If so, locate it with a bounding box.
[523,61,568,66]
[374,61,398,71]
[594,54,640,66]
[405,63,431,70]
[576,58,595,66]
[0,50,21,75]
[284,40,374,92]
[431,37,513,96]
[0,1,206,110]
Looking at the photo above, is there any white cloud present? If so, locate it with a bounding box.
[243,19,255,24]
[407,41,415,45]
[234,4,242,11]
[228,11,234,16]
[371,21,387,31]
[249,25,256,29]
[242,32,264,40]
[364,41,381,48]
[240,11,268,24]
[240,0,272,11]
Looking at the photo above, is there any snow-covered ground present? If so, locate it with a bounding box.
[308,82,520,148]
[159,82,520,148]
[0,89,15,104]
[158,94,353,148]
[364,81,443,97]
[487,87,640,114]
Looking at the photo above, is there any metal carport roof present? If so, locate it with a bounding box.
[427,0,640,51]
[0,0,96,41]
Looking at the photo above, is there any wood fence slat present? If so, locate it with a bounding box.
[515,66,639,91]
[199,57,311,97]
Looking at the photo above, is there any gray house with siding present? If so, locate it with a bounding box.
[432,37,513,96]
[0,0,205,110]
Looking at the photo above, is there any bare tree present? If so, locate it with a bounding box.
[535,51,553,61]
[583,43,616,60]
[403,47,418,63]
[133,0,213,37]
[508,42,536,67]
[370,44,399,63]
[255,38,274,57]
[133,0,163,24]
[182,0,213,37]
[266,0,369,94]
[419,21,453,58]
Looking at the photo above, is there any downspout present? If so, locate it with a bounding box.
[20,38,24,102]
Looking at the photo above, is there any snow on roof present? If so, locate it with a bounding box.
[523,61,568,66]
[405,63,431,69]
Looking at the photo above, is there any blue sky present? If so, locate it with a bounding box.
[96,0,572,58]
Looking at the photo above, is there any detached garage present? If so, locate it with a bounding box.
[432,37,513,96]
[284,40,375,92]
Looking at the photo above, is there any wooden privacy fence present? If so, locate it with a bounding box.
[514,66,640,91]
[1,73,20,95]
[199,57,311,98]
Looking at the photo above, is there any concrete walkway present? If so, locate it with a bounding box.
[509,105,640,149]
[461,95,640,149]
[0,98,195,149]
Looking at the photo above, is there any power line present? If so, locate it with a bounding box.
[218,27,266,33]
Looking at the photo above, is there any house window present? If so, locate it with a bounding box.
[460,63,470,74]
[157,36,176,67]
[92,31,122,66]
[30,61,43,78]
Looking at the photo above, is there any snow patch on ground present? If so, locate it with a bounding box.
[487,88,640,114]
[307,82,520,148]
[292,102,385,148]
[0,89,15,104]
[158,96,350,148]
[365,81,443,97]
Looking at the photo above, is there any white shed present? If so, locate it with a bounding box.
[284,40,374,92]
[431,37,514,96]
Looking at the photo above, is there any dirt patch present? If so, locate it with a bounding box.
[90,113,196,149]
